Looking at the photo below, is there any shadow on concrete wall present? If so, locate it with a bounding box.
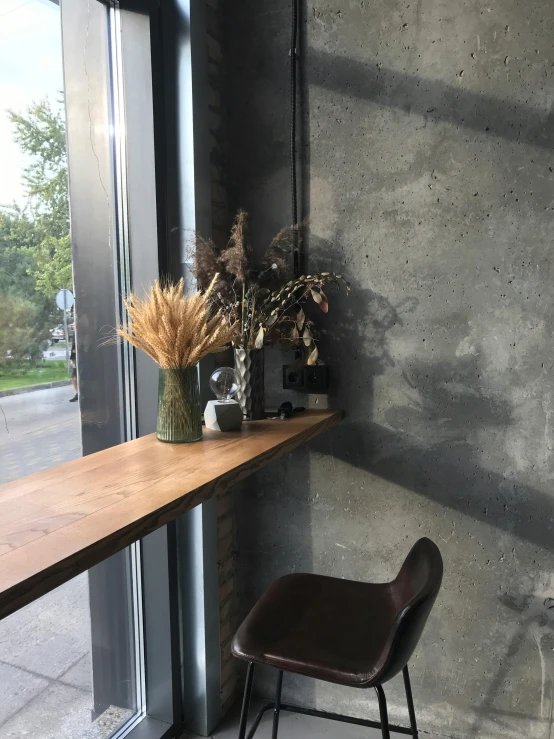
[223,2,554,725]
[309,48,554,152]
[463,593,554,737]
[316,398,554,558]
[307,231,554,733]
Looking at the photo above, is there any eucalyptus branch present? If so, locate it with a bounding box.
[189,210,349,352]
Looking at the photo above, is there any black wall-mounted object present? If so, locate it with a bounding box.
[282,364,330,394]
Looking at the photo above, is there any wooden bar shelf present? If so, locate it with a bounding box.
[0,409,341,620]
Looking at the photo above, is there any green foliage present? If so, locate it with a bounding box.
[0,97,71,376]
[3,98,70,299]
[0,206,38,298]
[0,361,69,391]
[8,100,69,238]
[0,294,47,371]
[28,234,72,298]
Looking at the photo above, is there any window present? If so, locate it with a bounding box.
[0,0,218,736]
[0,1,160,737]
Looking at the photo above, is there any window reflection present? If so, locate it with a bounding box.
[0,1,141,736]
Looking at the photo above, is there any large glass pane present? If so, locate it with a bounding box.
[0,1,143,736]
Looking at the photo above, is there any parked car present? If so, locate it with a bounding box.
[50,325,65,343]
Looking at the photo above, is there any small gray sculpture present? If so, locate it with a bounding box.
[204,399,243,431]
[204,367,243,432]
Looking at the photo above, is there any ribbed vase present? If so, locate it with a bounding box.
[234,348,265,420]
[156,366,202,443]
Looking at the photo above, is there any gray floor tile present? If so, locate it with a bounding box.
[0,386,81,485]
[0,683,91,739]
[0,661,49,727]
[59,653,92,693]
[0,575,91,680]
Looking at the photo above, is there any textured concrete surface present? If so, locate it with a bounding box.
[223,1,554,737]
[0,388,90,736]
[0,682,91,739]
[0,575,91,681]
[0,384,81,483]
[0,388,128,737]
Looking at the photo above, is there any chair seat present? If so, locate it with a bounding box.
[231,573,401,688]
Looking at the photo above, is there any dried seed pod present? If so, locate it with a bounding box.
[307,345,319,365]
[254,325,265,349]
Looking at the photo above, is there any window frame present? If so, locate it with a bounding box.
[60,0,221,736]
[61,1,176,737]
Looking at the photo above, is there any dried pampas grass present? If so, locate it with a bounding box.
[116,275,237,368]
[218,209,249,282]
[185,210,348,355]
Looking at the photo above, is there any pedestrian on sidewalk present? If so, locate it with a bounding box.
[69,324,78,403]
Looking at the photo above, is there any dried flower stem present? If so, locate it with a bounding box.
[188,210,349,352]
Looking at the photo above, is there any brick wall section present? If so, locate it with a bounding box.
[205,0,230,250]
[217,487,239,714]
[204,0,240,716]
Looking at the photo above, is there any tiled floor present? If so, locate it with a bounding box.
[0,385,81,485]
[0,387,132,737]
[0,575,93,734]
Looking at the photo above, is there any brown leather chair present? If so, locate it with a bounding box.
[232,537,443,739]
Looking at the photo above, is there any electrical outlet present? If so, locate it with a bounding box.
[282,364,330,393]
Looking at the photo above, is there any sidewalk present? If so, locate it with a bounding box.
[0,386,91,736]
[0,384,81,484]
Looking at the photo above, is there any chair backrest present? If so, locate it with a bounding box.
[376,537,443,685]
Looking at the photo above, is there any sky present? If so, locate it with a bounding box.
[0,0,64,206]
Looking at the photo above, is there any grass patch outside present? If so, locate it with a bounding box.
[0,361,70,392]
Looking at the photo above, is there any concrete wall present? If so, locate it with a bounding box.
[222,1,554,737]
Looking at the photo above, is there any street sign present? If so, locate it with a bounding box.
[55,288,74,311]
[54,289,74,372]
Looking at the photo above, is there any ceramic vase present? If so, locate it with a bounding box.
[234,348,265,420]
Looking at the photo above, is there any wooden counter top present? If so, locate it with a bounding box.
[0,409,341,620]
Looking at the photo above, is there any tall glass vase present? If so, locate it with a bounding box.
[156,366,202,443]
[234,348,265,420]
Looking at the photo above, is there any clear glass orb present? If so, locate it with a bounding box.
[209,367,239,402]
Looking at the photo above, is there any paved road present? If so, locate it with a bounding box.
[0,389,133,738]
[0,387,92,736]
[0,385,81,484]
[43,344,70,362]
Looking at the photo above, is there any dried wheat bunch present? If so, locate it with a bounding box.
[116,275,237,368]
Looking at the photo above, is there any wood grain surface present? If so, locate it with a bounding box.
[0,409,341,620]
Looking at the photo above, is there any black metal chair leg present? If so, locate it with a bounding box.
[272,670,284,739]
[374,685,391,739]
[238,662,255,739]
[402,665,419,738]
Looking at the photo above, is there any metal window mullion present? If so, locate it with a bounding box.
[108,4,148,725]
[161,0,222,734]
[115,0,180,731]
[109,3,137,444]
[62,0,174,736]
